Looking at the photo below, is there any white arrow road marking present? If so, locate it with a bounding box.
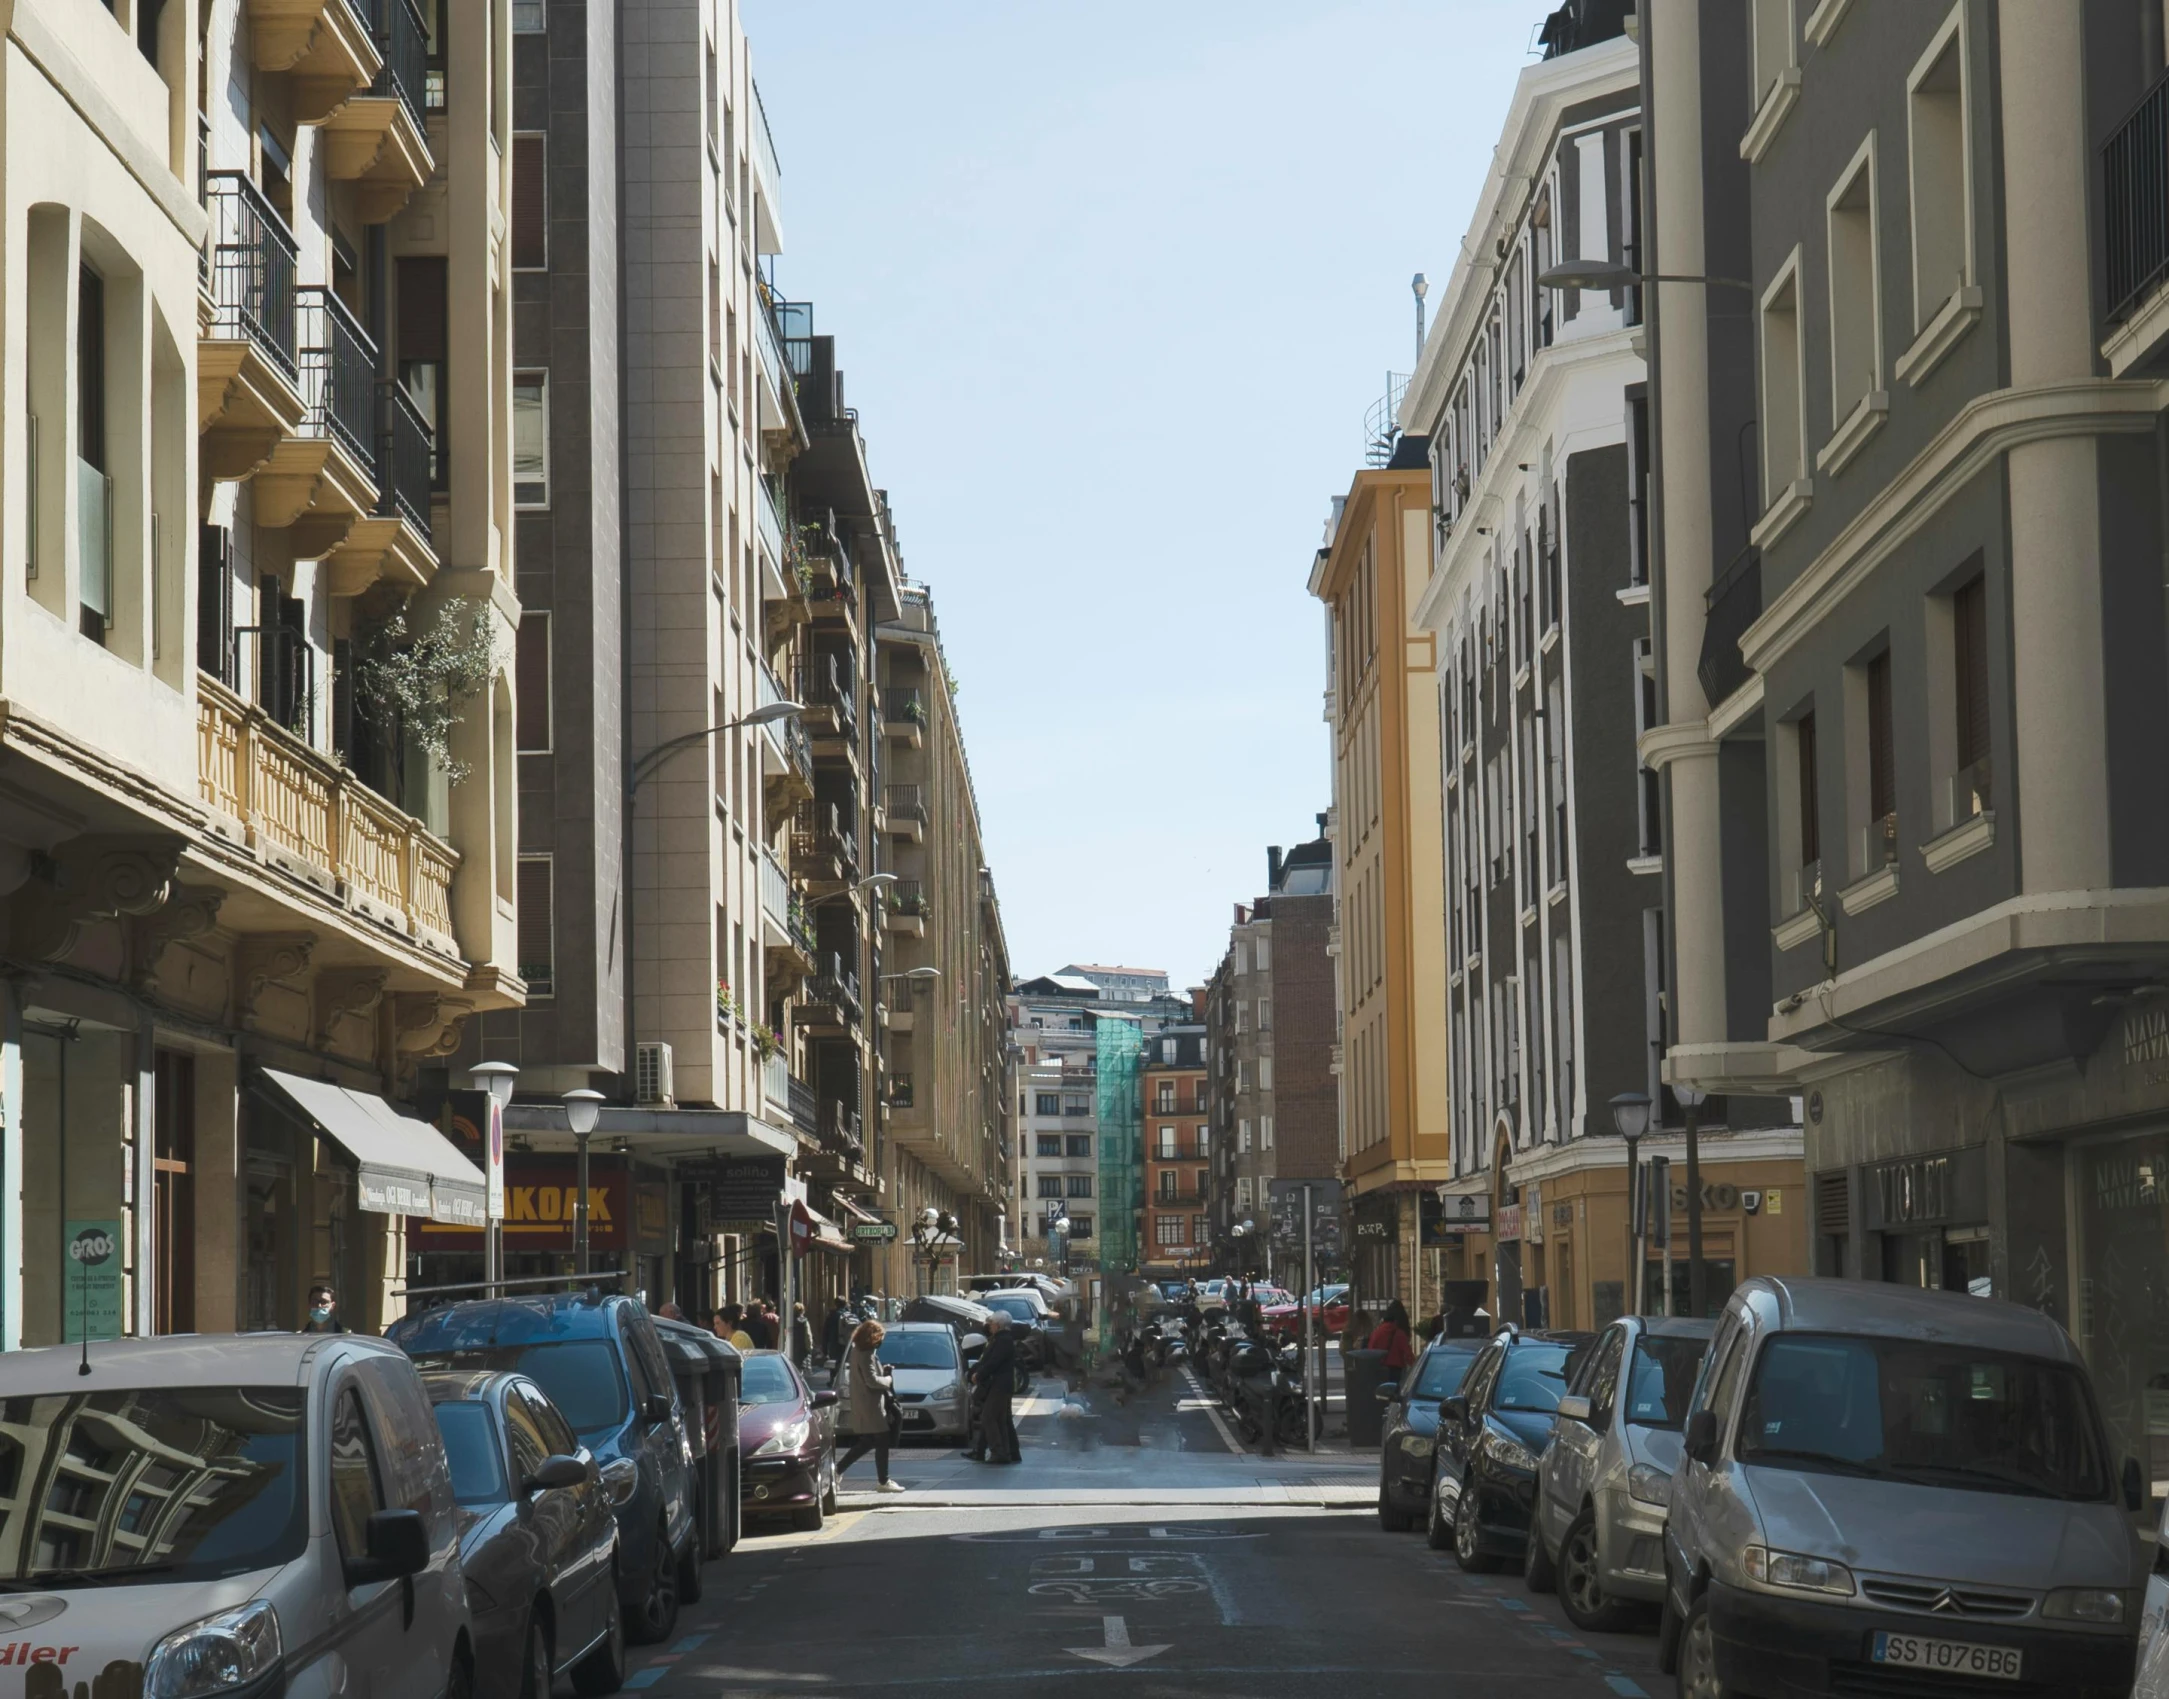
[1066,1615,1172,1668]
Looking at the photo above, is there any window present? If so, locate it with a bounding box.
[515,611,551,751]
[328,1388,385,1560]
[1797,710,1821,871]
[396,256,448,487]
[517,855,554,997]
[1953,575,1990,812]
[1155,1215,1185,1247]
[511,133,547,269]
[1036,1134,1061,1157]
[1159,1171,1177,1200]
[1260,1115,1274,1150]
[1157,1128,1176,1159]
[1065,1135,1091,1158]
[1750,0,1794,111]
[513,372,548,507]
[1239,1119,1252,1154]
[1906,9,1971,330]
[1759,255,1804,510]
[1067,1216,1093,1240]
[1258,999,1271,1031]
[1035,1093,1059,1116]
[1254,936,1270,971]
[1825,137,1881,429]
[1259,1058,1273,1092]
[512,0,543,28]
[1866,651,1896,863]
[1066,1175,1093,1198]
[1037,1176,1063,1199]
[1626,391,1651,585]
[76,263,110,643]
[198,524,233,683]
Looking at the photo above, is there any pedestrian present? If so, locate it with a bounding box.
[1416,1304,1446,1344]
[835,1320,906,1493]
[715,1304,755,1351]
[658,1301,685,1322]
[1367,1299,1417,1374]
[743,1303,776,1350]
[822,1297,851,1367]
[971,1313,1021,1464]
[300,1284,347,1334]
[791,1301,812,1364]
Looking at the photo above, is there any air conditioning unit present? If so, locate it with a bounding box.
[634,1041,675,1107]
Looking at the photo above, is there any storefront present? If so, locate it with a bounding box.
[1347,1187,1407,1309]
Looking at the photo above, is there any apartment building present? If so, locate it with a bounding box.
[1015,1053,1100,1273]
[1260,830,1343,1287]
[1207,904,1276,1261]
[0,0,523,1341]
[1308,457,1451,1309]
[1411,15,1802,1329]
[1645,0,2169,1465]
[1141,1022,1209,1277]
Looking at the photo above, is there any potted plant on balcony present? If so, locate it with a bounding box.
[715,978,740,1029]
[351,600,500,784]
[751,1021,780,1061]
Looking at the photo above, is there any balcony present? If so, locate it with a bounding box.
[753,297,805,450]
[196,673,460,958]
[796,652,857,744]
[2107,71,2169,325]
[754,478,785,581]
[787,1072,818,1139]
[757,843,793,948]
[799,952,863,1033]
[790,798,858,887]
[328,380,437,596]
[885,782,925,842]
[254,287,380,558]
[756,655,813,803]
[889,1073,914,1111]
[320,0,432,223]
[248,0,379,122]
[1698,545,1761,710]
[883,687,925,749]
[884,877,927,939]
[750,77,783,254]
[763,1050,794,1122]
[199,173,306,482]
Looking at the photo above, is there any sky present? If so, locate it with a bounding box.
[745,1,1544,988]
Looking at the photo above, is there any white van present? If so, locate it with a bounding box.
[0,1334,472,1698]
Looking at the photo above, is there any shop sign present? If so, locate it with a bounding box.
[683,1155,787,1223]
[1525,1183,1544,1246]
[414,1157,630,1250]
[1861,1147,1987,1232]
[1495,1203,1523,1243]
[63,1220,122,1344]
[635,1183,670,1245]
[357,1169,434,1218]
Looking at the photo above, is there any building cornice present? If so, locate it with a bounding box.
[1637,720,1717,772]
[1502,1124,1805,1186]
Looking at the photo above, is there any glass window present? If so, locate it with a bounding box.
[874,1333,958,1371]
[1035,1094,1059,1116]
[1066,1136,1092,1158]
[1701,1326,1749,1436]
[1494,1341,1577,1414]
[1066,1175,1093,1198]
[1584,1327,1627,1424]
[1036,1135,1062,1157]
[1736,1333,2108,1500]
[501,1391,550,1482]
[516,1382,578,1457]
[433,1402,508,1505]
[1409,1343,1482,1400]
[738,1356,801,1406]
[1068,1216,1094,1239]
[1625,1332,1711,1429]
[329,1387,386,1560]
[1037,1176,1063,1199]
[513,372,549,508]
[408,1341,629,1437]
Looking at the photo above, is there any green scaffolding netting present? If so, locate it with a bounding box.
[1094,1017,1142,1276]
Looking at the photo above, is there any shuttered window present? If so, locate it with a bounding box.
[1866,652,1895,823]
[1797,710,1820,867]
[395,257,447,362]
[515,611,551,751]
[1954,575,1989,777]
[517,856,554,996]
[512,134,547,269]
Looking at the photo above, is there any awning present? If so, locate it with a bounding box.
[260,1069,487,1226]
[804,1206,852,1255]
[829,1193,883,1228]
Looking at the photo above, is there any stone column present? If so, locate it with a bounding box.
[191,1049,241,1333]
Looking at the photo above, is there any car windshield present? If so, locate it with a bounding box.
[739,1357,802,1407]
[1412,1345,1481,1400]
[1495,1342,1578,1413]
[0,1388,307,1584]
[410,1341,629,1437]
[434,1402,509,1506]
[1736,1334,2109,1500]
[982,1296,1035,1317]
[1624,1334,1710,1429]
[877,1334,957,1370]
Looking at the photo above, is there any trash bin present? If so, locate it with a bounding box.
[656,1317,743,1558]
[1344,1348,1390,1448]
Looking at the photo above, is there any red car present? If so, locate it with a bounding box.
[1263,1284,1351,1341]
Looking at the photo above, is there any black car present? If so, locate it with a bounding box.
[973,1291,1052,1367]
[423,1370,627,1698]
[737,1351,839,1530]
[1427,1327,1593,1567]
[1376,1339,1486,1530]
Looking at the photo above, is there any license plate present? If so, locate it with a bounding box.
[905,1409,934,1427]
[1871,1633,2022,1681]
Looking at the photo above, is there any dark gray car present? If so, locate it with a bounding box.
[1377,1339,1486,1530]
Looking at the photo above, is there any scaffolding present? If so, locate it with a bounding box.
[1094,1015,1143,1276]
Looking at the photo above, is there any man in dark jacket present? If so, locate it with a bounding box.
[300,1284,348,1334]
[970,1314,1022,1464]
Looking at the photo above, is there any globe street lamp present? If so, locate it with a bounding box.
[1673,1081,1709,1318]
[910,1206,959,1295]
[1048,1212,1072,1281]
[1608,1091,1652,1317]
[563,1088,604,1277]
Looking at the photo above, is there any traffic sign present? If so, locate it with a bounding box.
[789,1198,814,1257]
[852,1221,898,1241]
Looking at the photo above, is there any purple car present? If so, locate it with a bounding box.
[737,1352,840,1531]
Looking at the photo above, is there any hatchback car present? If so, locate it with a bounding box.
[424,1369,625,1697]
[876,1323,973,1441]
[390,1292,699,1645]
[1265,1283,1352,1342]
[1526,1314,1713,1629]
[975,1289,1054,1365]
[737,1351,839,1531]
[1662,1277,2142,1699]
[0,1334,470,1699]
[1377,1338,1486,1529]
[1428,1326,1593,1566]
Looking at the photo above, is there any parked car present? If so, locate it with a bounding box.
[1377,1338,1487,1529]
[976,1288,1055,1366]
[1428,1326,1594,1566]
[1264,1283,1352,1342]
[1525,1314,1714,1629]
[390,1291,699,1645]
[737,1350,840,1531]
[2134,1492,2169,1699]
[875,1322,974,1441]
[1661,1277,2143,1699]
[0,1335,471,1697]
[423,1369,625,1697]
[962,1272,1069,1302]
[900,1292,997,1343]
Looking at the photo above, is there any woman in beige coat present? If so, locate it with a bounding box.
[834,1319,905,1492]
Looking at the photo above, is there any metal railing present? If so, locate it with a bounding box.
[754,299,789,406]
[796,652,856,733]
[299,287,378,469]
[821,1102,864,1163]
[376,380,433,539]
[751,77,782,191]
[884,782,925,823]
[808,952,862,1025]
[2106,70,2169,322]
[1698,545,1761,708]
[787,1072,818,1137]
[758,844,791,934]
[887,878,927,918]
[883,686,925,727]
[206,173,299,379]
[758,655,812,781]
[755,476,784,571]
[372,0,430,129]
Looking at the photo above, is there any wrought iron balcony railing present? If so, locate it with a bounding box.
[299,287,377,469]
[205,172,299,379]
[375,380,434,539]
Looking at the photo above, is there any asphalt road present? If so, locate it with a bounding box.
[600,1368,1673,1699]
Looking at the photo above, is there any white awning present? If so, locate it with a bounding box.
[261,1069,487,1226]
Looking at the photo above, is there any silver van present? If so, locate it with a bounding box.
[0,1334,472,1698]
[1661,1277,2142,1699]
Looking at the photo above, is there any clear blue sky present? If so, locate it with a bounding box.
[746,1,1542,988]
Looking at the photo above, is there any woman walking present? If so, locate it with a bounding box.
[1367,1299,1417,1375]
[835,1319,906,1493]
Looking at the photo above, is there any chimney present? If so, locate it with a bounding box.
[1267,845,1284,890]
[1316,811,1328,836]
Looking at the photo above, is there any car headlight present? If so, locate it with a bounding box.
[755,1419,812,1456]
[927,1382,960,1401]
[145,1599,281,1699]
[1490,1434,1540,1475]
[2044,1587,2128,1625]
[1627,1463,1673,1506]
[1743,1545,1854,1597]
[600,1457,640,1505]
[1401,1434,1435,1459]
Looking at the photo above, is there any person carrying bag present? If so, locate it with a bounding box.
[835,1319,906,1493]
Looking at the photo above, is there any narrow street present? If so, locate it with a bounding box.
[614,1370,1668,1698]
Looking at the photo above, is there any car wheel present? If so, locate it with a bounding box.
[1677,1592,1735,1699]
[792,1489,825,1533]
[1523,1512,1557,1593]
[675,1532,704,1606]
[570,1576,626,1696]
[627,1524,678,1645]
[1425,1463,1455,1552]
[1453,1476,1496,1573]
[517,1609,551,1699]
[1378,1474,1415,1533]
[820,1456,839,1516]
[1559,1507,1632,1632]
[445,1649,475,1699]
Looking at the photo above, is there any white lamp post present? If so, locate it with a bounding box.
[1609,1091,1652,1317]
[469,1062,518,1297]
[564,1088,604,1278]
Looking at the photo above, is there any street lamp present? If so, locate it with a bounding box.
[624,699,804,797]
[1048,1212,1071,1281]
[563,1088,604,1278]
[811,872,896,908]
[1536,260,1756,294]
[910,1206,959,1295]
[1609,1091,1652,1317]
[880,966,941,984]
[470,1063,517,1296]
[1673,1081,1709,1318]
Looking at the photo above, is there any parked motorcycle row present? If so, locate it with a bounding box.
[1373,1274,2169,1699]
[1136,1290,1313,1456]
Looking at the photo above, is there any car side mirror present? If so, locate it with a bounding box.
[1684,1408,1719,1466]
[961,1333,988,1352]
[1440,1395,1469,1426]
[2126,1456,2145,1512]
[1375,1383,1402,1404]
[810,1389,840,1410]
[1557,1394,1592,1423]
[522,1453,588,1495]
[643,1392,674,1424]
[345,1508,429,1587]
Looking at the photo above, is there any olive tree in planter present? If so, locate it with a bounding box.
[350,602,501,790]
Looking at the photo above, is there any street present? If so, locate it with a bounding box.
[612,1368,1667,1698]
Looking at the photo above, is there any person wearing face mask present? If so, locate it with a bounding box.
[300,1284,348,1334]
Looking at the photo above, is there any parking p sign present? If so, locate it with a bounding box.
[64,1219,122,1343]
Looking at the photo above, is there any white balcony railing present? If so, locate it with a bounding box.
[758,843,791,942]
[754,477,784,575]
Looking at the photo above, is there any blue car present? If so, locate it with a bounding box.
[389,1292,699,1645]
